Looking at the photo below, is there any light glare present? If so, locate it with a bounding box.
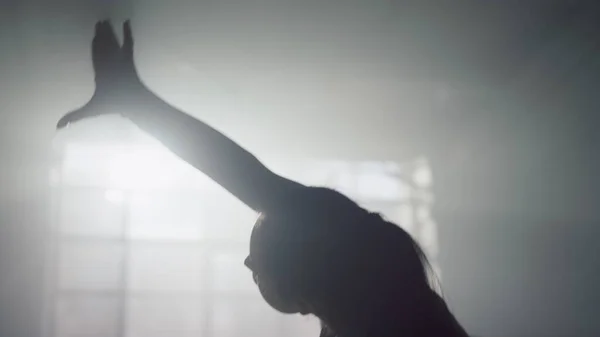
[104,189,125,204]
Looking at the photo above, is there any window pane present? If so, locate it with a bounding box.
[55,295,120,337]
[104,143,219,190]
[128,191,205,241]
[203,197,255,241]
[127,243,204,292]
[412,160,433,187]
[59,188,124,238]
[356,172,411,201]
[126,296,204,337]
[61,141,216,189]
[211,252,256,293]
[211,299,281,336]
[292,161,336,186]
[62,143,118,187]
[58,242,124,290]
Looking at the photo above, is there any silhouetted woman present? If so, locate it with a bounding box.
[58,21,470,337]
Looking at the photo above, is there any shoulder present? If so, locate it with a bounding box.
[274,186,365,220]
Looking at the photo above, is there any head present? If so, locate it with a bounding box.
[244,187,440,335]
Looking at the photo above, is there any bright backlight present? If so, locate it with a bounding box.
[61,141,214,190]
[51,138,436,337]
[108,148,177,189]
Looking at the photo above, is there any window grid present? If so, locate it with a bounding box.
[46,145,436,337]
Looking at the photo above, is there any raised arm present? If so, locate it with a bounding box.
[124,89,304,212]
[57,20,304,212]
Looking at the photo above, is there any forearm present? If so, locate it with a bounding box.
[122,88,304,212]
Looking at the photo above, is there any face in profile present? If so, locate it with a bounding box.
[244,214,309,315]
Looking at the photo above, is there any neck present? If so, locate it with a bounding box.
[310,293,374,337]
[316,292,399,337]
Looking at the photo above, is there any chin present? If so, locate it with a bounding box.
[270,303,302,314]
[258,283,301,314]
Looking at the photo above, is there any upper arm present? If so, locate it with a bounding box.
[241,168,306,213]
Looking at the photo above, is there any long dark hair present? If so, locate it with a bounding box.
[248,186,466,337]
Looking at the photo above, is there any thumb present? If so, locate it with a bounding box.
[57,108,86,129]
[56,99,98,129]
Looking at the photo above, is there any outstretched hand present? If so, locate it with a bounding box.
[57,20,147,129]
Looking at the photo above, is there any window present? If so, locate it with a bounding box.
[47,139,437,337]
[55,295,121,337]
[58,241,124,291]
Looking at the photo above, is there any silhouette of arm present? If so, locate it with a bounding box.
[123,90,305,212]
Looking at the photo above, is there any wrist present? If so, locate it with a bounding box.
[119,82,157,117]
